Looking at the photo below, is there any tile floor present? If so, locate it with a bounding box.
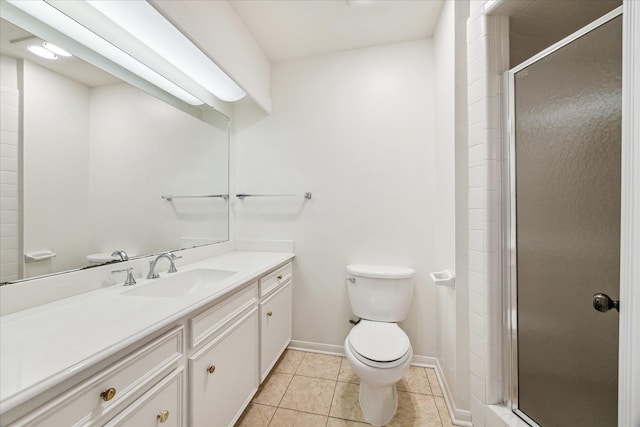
[236,350,455,427]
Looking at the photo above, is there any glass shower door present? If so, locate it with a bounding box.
[510,12,622,427]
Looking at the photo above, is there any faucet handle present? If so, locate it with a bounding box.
[112,267,136,286]
[168,256,182,273]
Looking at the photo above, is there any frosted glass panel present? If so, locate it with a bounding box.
[514,16,621,427]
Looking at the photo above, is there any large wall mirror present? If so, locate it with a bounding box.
[0,12,230,284]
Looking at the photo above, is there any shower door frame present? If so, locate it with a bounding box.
[503,7,624,426]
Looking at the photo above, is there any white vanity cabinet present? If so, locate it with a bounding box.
[2,257,294,427]
[8,327,184,427]
[188,309,259,426]
[259,263,293,381]
[104,368,185,427]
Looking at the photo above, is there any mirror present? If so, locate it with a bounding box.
[0,18,230,284]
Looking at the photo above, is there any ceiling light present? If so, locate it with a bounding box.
[27,45,57,59]
[43,42,72,57]
[6,0,205,106]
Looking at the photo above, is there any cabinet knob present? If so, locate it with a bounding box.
[267,311,273,317]
[207,365,216,374]
[277,275,283,280]
[157,410,170,423]
[100,387,117,401]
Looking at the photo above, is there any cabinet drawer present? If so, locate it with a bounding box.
[190,283,257,348]
[104,368,184,427]
[259,263,292,297]
[189,309,258,427]
[260,281,292,382]
[11,327,184,427]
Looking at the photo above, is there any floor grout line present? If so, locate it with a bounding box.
[240,350,448,427]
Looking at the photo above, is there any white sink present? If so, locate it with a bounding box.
[122,269,236,297]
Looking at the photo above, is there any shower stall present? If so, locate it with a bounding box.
[505,8,622,427]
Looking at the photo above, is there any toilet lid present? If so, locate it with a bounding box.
[349,320,410,362]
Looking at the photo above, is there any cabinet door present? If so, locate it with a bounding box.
[259,281,292,381]
[189,309,258,427]
[104,368,185,427]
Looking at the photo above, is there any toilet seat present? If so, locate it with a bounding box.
[348,320,411,368]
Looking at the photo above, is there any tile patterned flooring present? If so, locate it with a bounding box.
[236,350,455,427]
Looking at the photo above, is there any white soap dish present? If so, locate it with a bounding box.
[430,270,455,288]
[25,250,57,262]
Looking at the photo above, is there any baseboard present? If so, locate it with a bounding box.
[288,340,345,356]
[287,343,472,426]
[412,356,472,426]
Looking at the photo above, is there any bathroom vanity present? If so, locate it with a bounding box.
[0,251,294,426]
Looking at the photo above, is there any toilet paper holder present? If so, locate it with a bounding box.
[430,270,455,288]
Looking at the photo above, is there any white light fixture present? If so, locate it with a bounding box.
[6,0,244,106]
[86,1,246,103]
[43,42,72,57]
[27,44,57,59]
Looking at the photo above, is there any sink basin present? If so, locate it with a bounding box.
[122,269,236,297]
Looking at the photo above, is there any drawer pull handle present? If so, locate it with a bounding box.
[157,410,170,423]
[207,365,216,374]
[267,311,273,317]
[277,275,283,280]
[101,387,116,401]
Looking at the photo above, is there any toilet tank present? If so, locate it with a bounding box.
[346,264,415,322]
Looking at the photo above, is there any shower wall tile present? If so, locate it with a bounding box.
[0,88,20,283]
[469,188,484,209]
[469,100,485,127]
[469,271,484,296]
[470,332,486,360]
[469,121,484,146]
[469,250,484,273]
[469,144,483,167]
[469,79,485,106]
[469,290,484,316]
[469,312,485,338]
[467,5,509,425]
[471,395,487,427]
[470,352,486,379]
[469,209,483,231]
[471,373,486,403]
[469,165,484,188]
[0,171,17,184]
[469,230,483,252]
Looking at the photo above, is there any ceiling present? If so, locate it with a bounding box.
[228,0,445,63]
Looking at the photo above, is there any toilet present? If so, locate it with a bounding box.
[344,264,415,426]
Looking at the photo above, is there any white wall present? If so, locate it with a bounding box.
[433,0,471,418]
[0,55,20,282]
[22,60,91,278]
[233,39,440,356]
[88,83,229,257]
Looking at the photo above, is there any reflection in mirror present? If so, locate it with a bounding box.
[0,18,229,284]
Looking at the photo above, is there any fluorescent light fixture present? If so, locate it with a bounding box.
[27,44,57,59]
[43,42,72,57]
[86,1,246,103]
[6,0,245,105]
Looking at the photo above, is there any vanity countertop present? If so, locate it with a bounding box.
[0,251,294,414]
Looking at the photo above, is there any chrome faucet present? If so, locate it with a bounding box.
[112,267,136,286]
[111,250,129,261]
[146,252,182,279]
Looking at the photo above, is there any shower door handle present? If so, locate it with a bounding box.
[593,293,619,313]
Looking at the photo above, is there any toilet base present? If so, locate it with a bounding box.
[359,381,398,426]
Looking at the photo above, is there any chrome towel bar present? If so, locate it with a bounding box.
[235,192,312,200]
[161,194,229,201]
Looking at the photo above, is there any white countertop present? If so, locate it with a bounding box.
[0,251,294,414]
